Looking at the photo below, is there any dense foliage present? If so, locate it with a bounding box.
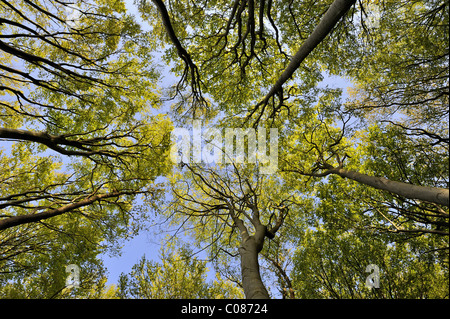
[1,0,448,298]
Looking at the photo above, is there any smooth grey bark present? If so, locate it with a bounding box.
[331,168,449,207]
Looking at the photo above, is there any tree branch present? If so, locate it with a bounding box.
[0,191,135,231]
[247,0,357,125]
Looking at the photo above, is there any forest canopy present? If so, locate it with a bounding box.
[0,0,448,299]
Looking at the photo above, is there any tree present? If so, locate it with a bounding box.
[280,102,449,234]
[0,219,109,298]
[142,0,448,206]
[136,0,358,121]
[309,0,450,207]
[1,0,448,300]
[117,239,243,299]
[0,0,172,296]
[277,0,449,239]
[138,0,448,299]
[291,227,449,298]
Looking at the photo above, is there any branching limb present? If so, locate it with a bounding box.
[151,0,207,110]
[247,0,357,126]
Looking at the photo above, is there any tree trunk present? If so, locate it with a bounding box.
[239,236,270,299]
[331,168,449,207]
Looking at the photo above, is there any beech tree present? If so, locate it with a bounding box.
[117,240,243,298]
[142,0,448,206]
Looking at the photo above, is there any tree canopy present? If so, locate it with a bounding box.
[0,0,448,299]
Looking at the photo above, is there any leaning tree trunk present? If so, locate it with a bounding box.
[331,168,449,207]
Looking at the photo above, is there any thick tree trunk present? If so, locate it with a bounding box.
[239,236,270,299]
[331,168,449,207]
